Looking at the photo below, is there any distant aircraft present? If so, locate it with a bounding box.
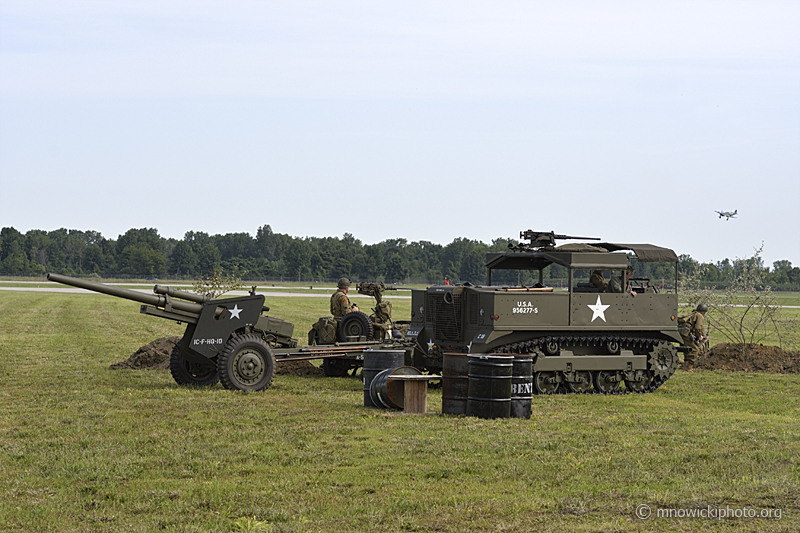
[715,209,738,220]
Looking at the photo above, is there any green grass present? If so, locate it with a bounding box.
[0,292,798,532]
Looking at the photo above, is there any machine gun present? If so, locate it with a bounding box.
[356,282,402,335]
[357,281,398,303]
[511,230,600,251]
[47,273,296,392]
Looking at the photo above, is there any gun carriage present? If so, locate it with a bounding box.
[46,273,410,391]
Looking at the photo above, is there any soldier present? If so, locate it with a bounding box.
[330,277,359,318]
[678,303,708,371]
[607,266,637,296]
[590,270,607,292]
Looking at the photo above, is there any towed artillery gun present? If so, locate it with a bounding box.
[47,274,411,391]
[406,230,686,394]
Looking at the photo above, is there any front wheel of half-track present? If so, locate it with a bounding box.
[217,334,276,391]
[169,341,219,387]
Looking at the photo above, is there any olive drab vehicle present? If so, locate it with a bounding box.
[406,230,685,394]
[47,274,411,392]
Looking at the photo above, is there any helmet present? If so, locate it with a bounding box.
[337,277,351,289]
[696,303,708,313]
[391,329,403,340]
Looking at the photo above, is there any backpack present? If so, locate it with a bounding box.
[309,317,338,344]
[677,313,693,337]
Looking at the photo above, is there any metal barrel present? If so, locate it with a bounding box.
[369,366,422,409]
[466,354,513,419]
[362,349,406,408]
[154,284,210,304]
[510,356,534,419]
[46,273,203,316]
[442,353,469,415]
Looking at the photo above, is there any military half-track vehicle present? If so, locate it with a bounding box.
[406,231,684,394]
[47,274,410,392]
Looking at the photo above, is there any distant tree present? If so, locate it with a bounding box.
[120,242,166,277]
[196,243,221,276]
[0,227,31,274]
[170,241,197,277]
[285,239,311,281]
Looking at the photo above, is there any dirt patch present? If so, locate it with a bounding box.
[696,343,800,373]
[111,337,325,377]
[276,360,324,376]
[110,336,180,371]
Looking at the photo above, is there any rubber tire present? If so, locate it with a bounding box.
[169,341,219,387]
[322,358,352,377]
[217,334,276,391]
[338,311,374,341]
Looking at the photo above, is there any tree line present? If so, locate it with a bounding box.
[1,225,799,289]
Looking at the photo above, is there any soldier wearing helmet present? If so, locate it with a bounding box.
[678,303,708,371]
[606,265,637,296]
[330,277,359,318]
[589,270,607,292]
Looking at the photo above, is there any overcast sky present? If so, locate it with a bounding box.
[1,1,798,266]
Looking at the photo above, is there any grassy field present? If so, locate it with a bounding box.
[1,291,798,532]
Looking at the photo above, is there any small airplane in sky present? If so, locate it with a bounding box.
[715,209,738,220]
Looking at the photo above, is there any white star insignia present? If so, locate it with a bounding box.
[587,296,610,322]
[427,339,435,352]
[467,341,472,353]
[229,304,243,320]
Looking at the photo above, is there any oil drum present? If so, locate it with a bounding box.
[442,353,469,415]
[362,349,405,408]
[511,356,533,419]
[369,366,422,409]
[466,354,513,419]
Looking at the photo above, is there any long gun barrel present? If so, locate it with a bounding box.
[153,284,211,305]
[47,273,204,316]
[514,230,601,250]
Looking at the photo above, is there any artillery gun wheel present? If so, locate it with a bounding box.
[566,371,593,393]
[338,311,374,341]
[169,343,219,387]
[217,334,276,391]
[593,370,620,394]
[322,358,352,377]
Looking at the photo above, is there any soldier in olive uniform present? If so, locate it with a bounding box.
[607,266,637,296]
[330,277,359,318]
[590,270,607,292]
[679,303,708,372]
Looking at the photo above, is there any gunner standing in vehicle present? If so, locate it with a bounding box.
[331,277,359,318]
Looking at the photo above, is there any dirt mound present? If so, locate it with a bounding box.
[696,343,800,373]
[110,336,181,371]
[276,360,324,376]
[111,337,325,377]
